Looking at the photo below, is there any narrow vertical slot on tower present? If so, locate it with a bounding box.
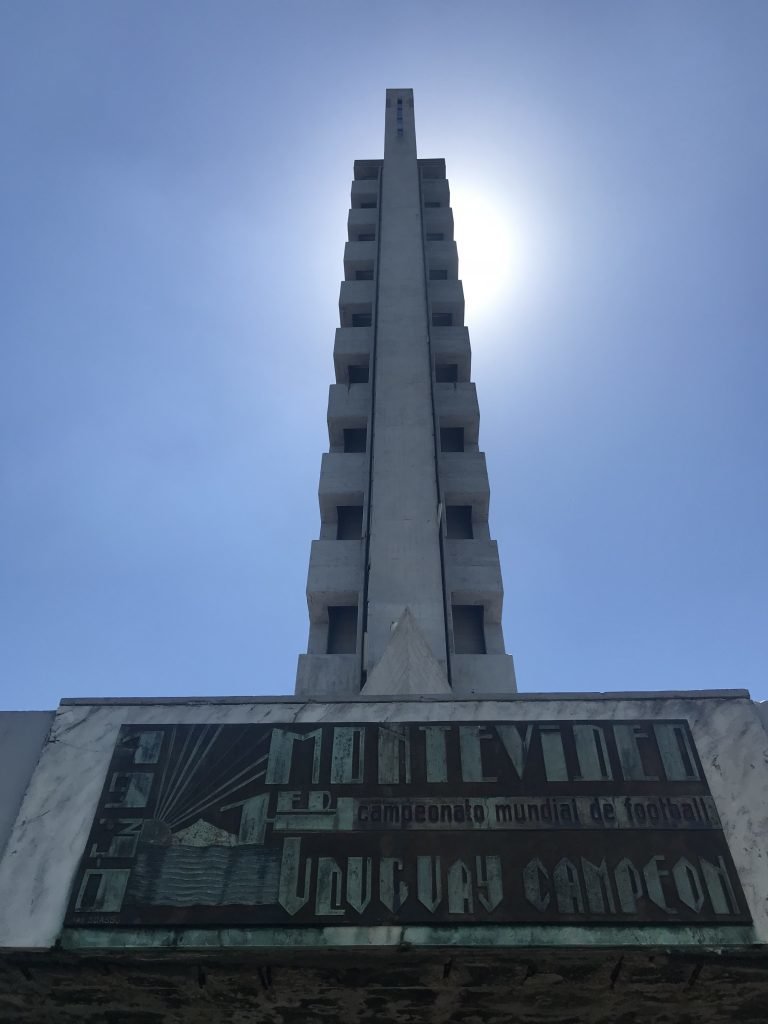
[445,505,473,540]
[327,606,358,654]
[452,605,486,655]
[440,427,464,453]
[337,505,364,540]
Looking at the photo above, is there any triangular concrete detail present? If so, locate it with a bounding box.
[361,608,451,696]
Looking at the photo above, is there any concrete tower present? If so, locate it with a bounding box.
[296,89,516,699]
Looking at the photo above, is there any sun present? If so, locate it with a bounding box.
[449,182,527,319]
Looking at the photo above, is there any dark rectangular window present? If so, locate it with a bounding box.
[452,605,486,654]
[426,233,444,241]
[348,364,369,384]
[424,201,441,208]
[357,233,375,241]
[446,505,473,539]
[430,268,448,280]
[351,313,372,328]
[337,505,364,540]
[355,269,374,281]
[432,312,453,327]
[435,363,458,383]
[327,606,358,654]
[420,159,445,180]
[440,427,464,452]
[359,202,377,209]
[344,428,367,453]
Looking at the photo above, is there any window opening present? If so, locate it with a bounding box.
[327,606,358,654]
[446,505,473,539]
[344,428,367,453]
[440,427,464,453]
[337,505,364,540]
[452,605,486,654]
[348,364,369,384]
[435,363,459,383]
[432,312,453,328]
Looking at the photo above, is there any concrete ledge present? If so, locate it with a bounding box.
[424,239,458,278]
[318,452,367,520]
[306,539,364,620]
[429,279,465,325]
[435,383,478,445]
[327,383,370,447]
[58,689,753,705]
[421,177,450,206]
[295,654,360,698]
[431,325,470,379]
[423,207,454,240]
[445,538,504,619]
[451,653,517,695]
[61,922,757,951]
[338,280,375,324]
[350,179,379,204]
[439,452,490,518]
[348,208,377,239]
[333,326,373,384]
[343,242,377,282]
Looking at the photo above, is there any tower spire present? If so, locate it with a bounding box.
[296,90,515,698]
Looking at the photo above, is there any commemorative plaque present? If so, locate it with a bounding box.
[66,719,751,928]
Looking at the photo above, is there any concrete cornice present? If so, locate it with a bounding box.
[58,688,752,707]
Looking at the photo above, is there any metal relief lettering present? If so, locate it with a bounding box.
[573,724,612,781]
[65,719,751,928]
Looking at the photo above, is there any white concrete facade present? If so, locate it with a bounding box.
[297,89,516,698]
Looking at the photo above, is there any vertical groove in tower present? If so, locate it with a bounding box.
[295,89,516,699]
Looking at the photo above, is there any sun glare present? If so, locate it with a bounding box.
[449,183,527,320]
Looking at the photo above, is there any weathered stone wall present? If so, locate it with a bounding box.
[0,711,54,858]
[0,691,766,954]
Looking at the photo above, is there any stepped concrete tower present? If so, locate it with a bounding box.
[296,89,516,699]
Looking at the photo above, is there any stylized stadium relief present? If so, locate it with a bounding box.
[66,720,751,928]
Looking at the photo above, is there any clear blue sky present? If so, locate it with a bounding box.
[2,1,766,709]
